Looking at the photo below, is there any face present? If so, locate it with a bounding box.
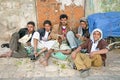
[27,24,34,33]
[60,18,67,26]
[44,24,51,32]
[80,22,87,29]
[93,31,101,41]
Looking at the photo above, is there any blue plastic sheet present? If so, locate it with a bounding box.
[87,12,120,38]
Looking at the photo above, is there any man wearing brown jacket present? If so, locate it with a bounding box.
[49,14,70,40]
[49,14,81,50]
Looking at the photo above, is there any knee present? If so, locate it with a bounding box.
[93,62,102,67]
[66,31,74,37]
[12,32,19,38]
[71,53,76,60]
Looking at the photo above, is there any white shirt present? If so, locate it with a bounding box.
[90,41,99,52]
[42,31,49,41]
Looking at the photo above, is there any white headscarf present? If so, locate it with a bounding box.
[90,28,103,43]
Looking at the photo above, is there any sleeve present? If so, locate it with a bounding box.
[101,40,108,49]
[32,32,40,40]
[49,25,59,40]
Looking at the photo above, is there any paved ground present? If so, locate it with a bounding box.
[0,41,120,80]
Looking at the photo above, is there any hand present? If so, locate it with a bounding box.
[71,51,77,60]
[34,53,39,57]
[61,35,66,40]
[76,34,80,38]
[26,42,31,46]
[89,52,95,58]
[79,36,84,40]
[62,30,67,34]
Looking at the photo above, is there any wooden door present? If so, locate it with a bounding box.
[36,0,84,30]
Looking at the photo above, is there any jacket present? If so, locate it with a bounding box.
[49,23,70,40]
[80,29,108,61]
[37,28,51,40]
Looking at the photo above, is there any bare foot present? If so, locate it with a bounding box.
[39,57,45,63]
[0,51,12,58]
[39,57,48,66]
[42,60,48,66]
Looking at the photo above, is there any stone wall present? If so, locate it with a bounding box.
[0,0,120,41]
[0,0,37,41]
[56,0,84,10]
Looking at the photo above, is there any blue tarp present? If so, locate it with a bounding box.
[87,12,120,38]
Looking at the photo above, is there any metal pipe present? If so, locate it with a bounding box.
[84,0,86,17]
[34,0,38,29]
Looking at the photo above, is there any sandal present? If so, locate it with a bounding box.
[1,43,9,48]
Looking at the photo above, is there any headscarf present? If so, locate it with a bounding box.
[90,28,103,43]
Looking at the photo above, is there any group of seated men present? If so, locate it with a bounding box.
[0,14,109,72]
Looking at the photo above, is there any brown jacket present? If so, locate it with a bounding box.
[80,39,108,61]
[49,23,70,40]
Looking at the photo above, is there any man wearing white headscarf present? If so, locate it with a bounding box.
[71,28,109,71]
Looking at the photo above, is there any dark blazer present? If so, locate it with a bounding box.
[18,28,35,42]
[37,28,51,40]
